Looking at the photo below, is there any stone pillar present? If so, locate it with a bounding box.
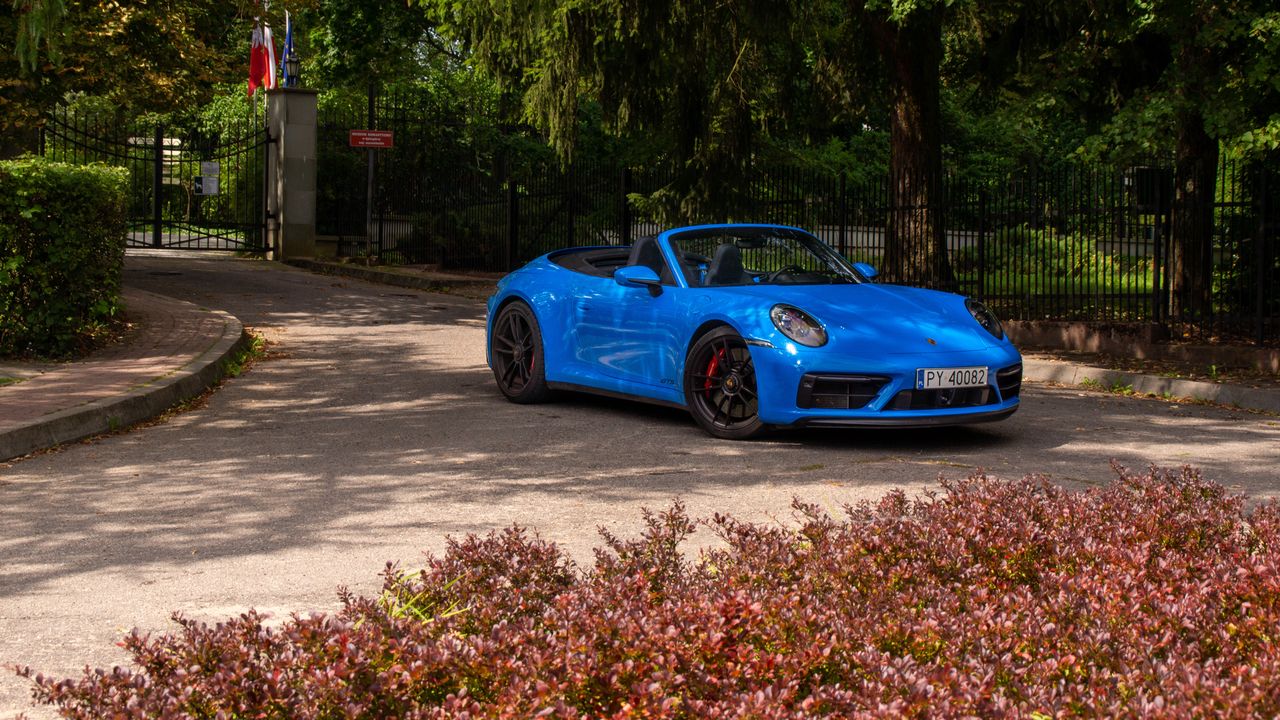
[266,88,318,259]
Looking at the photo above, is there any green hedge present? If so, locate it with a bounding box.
[0,157,128,357]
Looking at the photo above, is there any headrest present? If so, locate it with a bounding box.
[707,243,746,285]
[627,235,662,269]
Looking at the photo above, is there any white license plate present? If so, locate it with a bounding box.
[916,366,988,390]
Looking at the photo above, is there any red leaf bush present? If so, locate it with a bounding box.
[20,465,1280,718]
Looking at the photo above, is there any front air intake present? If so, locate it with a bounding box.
[887,387,997,410]
[796,374,889,410]
[996,363,1023,400]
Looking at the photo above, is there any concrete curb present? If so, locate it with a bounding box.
[0,301,250,462]
[286,258,497,295]
[1007,321,1279,374]
[1023,359,1280,414]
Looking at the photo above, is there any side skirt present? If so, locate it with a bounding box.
[547,382,688,411]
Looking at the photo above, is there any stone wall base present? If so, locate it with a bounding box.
[1006,321,1279,373]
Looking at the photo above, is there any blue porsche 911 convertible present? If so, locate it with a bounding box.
[486,224,1022,439]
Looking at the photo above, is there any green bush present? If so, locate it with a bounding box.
[0,157,128,357]
[953,226,1153,290]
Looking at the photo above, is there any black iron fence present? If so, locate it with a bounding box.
[318,98,1277,345]
[41,105,271,251]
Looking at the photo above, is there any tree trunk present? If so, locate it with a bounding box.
[1169,110,1218,322]
[870,7,953,289]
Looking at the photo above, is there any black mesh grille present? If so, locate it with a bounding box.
[796,374,889,410]
[888,387,997,411]
[997,363,1023,400]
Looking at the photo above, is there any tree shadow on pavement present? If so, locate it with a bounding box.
[0,253,1275,606]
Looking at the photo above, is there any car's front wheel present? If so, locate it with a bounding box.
[490,301,551,403]
[684,327,766,439]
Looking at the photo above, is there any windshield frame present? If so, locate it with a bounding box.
[660,225,867,288]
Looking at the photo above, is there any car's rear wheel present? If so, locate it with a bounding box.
[491,301,551,403]
[684,327,766,439]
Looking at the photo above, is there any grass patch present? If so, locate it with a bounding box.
[1079,376,1135,396]
[220,332,266,379]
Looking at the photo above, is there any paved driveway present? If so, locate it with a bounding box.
[3,253,1278,717]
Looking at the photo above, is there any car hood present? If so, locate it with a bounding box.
[711,283,1002,354]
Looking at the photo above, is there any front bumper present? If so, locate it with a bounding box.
[750,343,1023,428]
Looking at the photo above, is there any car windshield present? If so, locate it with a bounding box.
[668,227,862,287]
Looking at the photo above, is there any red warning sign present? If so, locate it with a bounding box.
[349,130,394,149]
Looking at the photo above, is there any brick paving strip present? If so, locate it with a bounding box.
[0,288,249,461]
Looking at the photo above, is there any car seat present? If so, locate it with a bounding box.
[626,235,673,284]
[706,243,749,285]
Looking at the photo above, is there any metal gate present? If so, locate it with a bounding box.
[41,107,272,252]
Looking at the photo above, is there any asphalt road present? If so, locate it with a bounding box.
[2,253,1278,717]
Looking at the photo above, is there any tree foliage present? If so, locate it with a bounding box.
[425,0,814,222]
[300,0,458,92]
[10,0,65,71]
[426,0,1168,286]
[2,0,269,156]
[423,0,983,284]
[8,0,1274,294]
[1064,0,1280,162]
[1037,0,1280,318]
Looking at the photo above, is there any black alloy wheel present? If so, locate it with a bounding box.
[490,301,551,403]
[684,327,766,439]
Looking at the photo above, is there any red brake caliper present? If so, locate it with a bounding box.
[704,348,725,392]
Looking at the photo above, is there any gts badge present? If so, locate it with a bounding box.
[660,378,676,385]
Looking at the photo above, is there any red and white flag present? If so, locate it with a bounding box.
[248,21,277,96]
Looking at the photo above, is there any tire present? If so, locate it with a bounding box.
[684,327,766,439]
[490,301,552,404]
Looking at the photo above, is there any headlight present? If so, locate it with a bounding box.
[770,304,827,347]
[966,299,1004,339]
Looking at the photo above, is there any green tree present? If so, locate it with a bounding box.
[301,0,457,92]
[10,0,66,72]
[814,1,952,286]
[1058,0,1279,320]
[423,0,1076,287]
[3,0,268,156]
[426,0,808,221]
[1159,0,1280,321]
[854,0,1094,285]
